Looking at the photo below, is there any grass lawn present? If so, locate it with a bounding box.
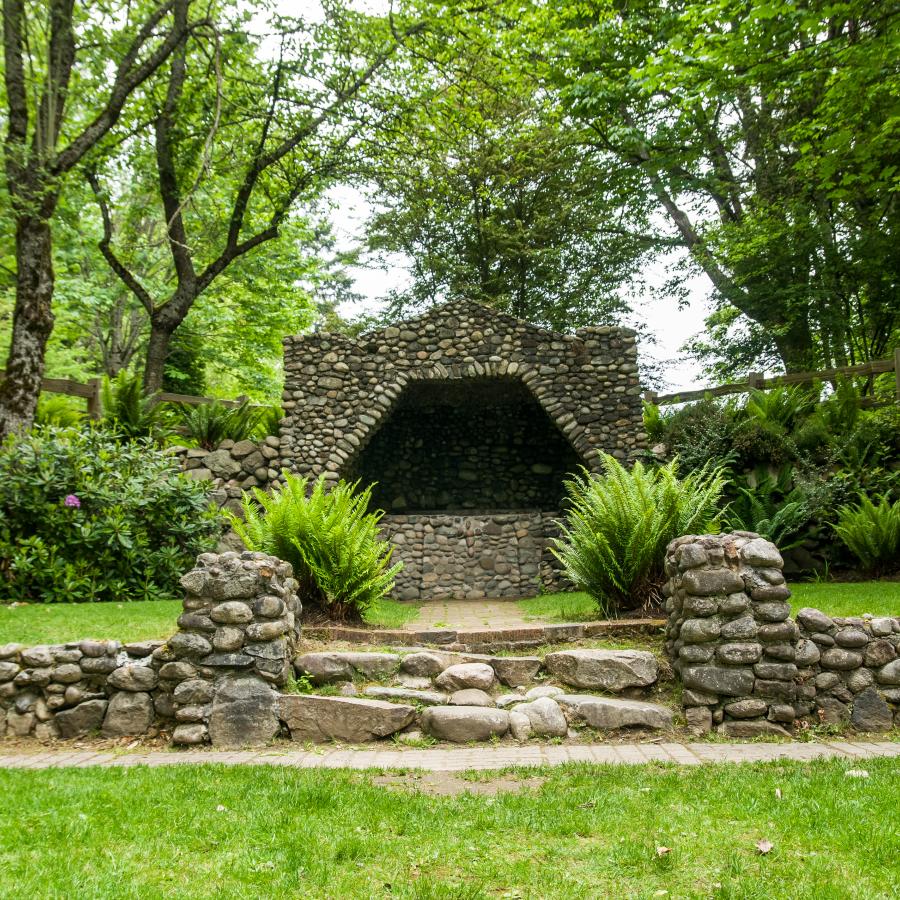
[1,759,896,898]
[521,582,900,622]
[789,581,900,618]
[0,597,419,646]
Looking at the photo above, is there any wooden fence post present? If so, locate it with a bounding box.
[86,378,102,420]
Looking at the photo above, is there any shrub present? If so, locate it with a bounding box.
[228,474,401,622]
[724,469,812,551]
[100,371,173,441]
[177,399,267,450]
[35,394,85,428]
[0,428,222,602]
[552,454,726,617]
[832,495,900,577]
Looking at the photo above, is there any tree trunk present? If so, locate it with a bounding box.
[143,318,175,394]
[0,216,56,439]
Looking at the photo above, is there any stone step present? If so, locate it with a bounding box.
[558,695,674,730]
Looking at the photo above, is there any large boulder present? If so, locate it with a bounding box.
[850,687,893,733]
[293,651,399,683]
[490,656,542,687]
[207,675,279,748]
[278,694,415,742]
[512,697,567,737]
[420,706,509,742]
[435,663,495,692]
[55,699,108,738]
[102,691,154,737]
[558,695,673,730]
[544,649,658,691]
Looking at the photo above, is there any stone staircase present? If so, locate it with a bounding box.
[282,647,674,744]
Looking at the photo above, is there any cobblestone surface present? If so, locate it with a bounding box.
[0,741,896,771]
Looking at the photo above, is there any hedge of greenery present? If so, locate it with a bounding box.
[0,428,222,603]
[644,381,900,575]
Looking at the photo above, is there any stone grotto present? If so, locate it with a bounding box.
[275,300,647,600]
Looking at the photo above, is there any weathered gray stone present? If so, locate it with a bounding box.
[876,659,900,685]
[680,617,723,643]
[870,617,896,637]
[496,693,526,709]
[796,607,834,633]
[524,685,564,700]
[55,699,108,738]
[816,696,850,724]
[820,648,864,670]
[834,627,869,649]
[203,449,242,478]
[450,689,494,707]
[207,675,278,748]
[847,668,875,693]
[102,691,154,736]
[752,602,791,622]
[400,652,448,677]
[753,662,798,681]
[543,649,657,691]
[173,679,215,705]
[720,615,758,640]
[719,719,790,738]
[364,686,448,705]
[508,710,532,741]
[685,706,712,734]
[490,656,542,687]
[558,695,673,730]
[435,663,495,692]
[20,646,53,667]
[681,665,754,697]
[341,652,401,678]
[279,694,416,742]
[681,568,744,596]
[716,643,761,665]
[172,723,208,745]
[512,697,567,736]
[108,664,158,692]
[850,687,892,732]
[679,644,715,663]
[420,706,509,742]
[794,639,821,667]
[210,601,254,625]
[724,698,768,719]
[864,640,897,668]
[168,632,213,659]
[740,539,783,568]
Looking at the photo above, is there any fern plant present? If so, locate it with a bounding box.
[227,473,401,622]
[832,495,900,577]
[100,371,172,441]
[724,468,812,552]
[177,399,266,450]
[552,454,726,617]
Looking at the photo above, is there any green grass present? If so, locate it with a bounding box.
[521,582,900,623]
[1,759,897,897]
[0,600,183,646]
[790,581,900,618]
[518,591,600,622]
[365,598,420,629]
[0,596,419,646]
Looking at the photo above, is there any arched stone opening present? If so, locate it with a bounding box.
[345,375,583,514]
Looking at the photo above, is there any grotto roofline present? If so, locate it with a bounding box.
[282,298,638,351]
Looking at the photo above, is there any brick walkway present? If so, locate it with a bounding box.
[410,598,533,631]
[0,741,896,771]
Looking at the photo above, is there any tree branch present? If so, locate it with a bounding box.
[86,170,156,316]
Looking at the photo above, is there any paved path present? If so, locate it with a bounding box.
[1,741,897,772]
[409,598,534,631]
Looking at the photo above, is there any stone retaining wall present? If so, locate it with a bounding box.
[168,437,281,516]
[664,532,900,735]
[0,552,300,748]
[383,511,565,600]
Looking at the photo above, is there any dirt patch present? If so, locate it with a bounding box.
[369,771,548,796]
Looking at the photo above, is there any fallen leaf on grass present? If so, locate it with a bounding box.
[756,839,774,855]
[774,788,782,800]
[656,846,671,858]
[845,769,869,779]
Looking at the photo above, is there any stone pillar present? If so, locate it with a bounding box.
[663,532,798,737]
[154,551,301,747]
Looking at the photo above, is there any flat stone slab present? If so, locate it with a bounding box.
[294,651,400,683]
[278,694,415,743]
[544,649,658,691]
[558,695,674,730]
[489,656,542,687]
[364,686,448,706]
[420,706,510,742]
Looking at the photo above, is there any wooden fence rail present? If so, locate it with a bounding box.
[0,372,265,420]
[643,348,900,407]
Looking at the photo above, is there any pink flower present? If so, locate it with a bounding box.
[64,494,81,508]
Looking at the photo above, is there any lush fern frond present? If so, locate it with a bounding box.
[552,454,725,616]
[833,495,900,577]
[227,472,400,621]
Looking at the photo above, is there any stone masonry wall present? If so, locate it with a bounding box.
[384,512,565,601]
[664,532,900,736]
[169,437,281,517]
[0,552,301,749]
[278,299,646,484]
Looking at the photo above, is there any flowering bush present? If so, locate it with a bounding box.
[0,428,223,603]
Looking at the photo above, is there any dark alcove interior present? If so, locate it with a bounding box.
[347,376,583,513]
